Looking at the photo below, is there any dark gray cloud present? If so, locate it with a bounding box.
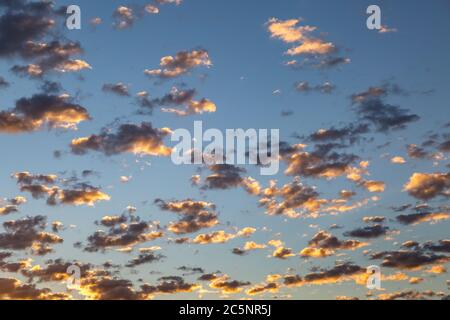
[371,250,449,269]
[344,225,389,239]
[140,276,199,295]
[102,83,130,97]
[0,76,9,88]
[424,240,450,253]
[126,253,164,267]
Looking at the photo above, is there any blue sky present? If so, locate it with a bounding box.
[0,0,449,300]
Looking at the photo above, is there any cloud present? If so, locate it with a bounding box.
[162,98,217,116]
[13,172,110,207]
[363,216,386,223]
[0,252,31,273]
[9,41,90,77]
[99,215,128,227]
[155,199,218,234]
[424,240,450,253]
[202,164,245,190]
[0,205,18,216]
[426,265,447,274]
[259,178,322,218]
[57,188,111,206]
[0,76,9,88]
[287,39,335,56]
[266,18,315,43]
[85,219,163,252]
[141,276,199,296]
[300,231,367,258]
[71,122,172,157]
[350,84,419,132]
[90,17,102,26]
[379,25,398,34]
[0,278,69,300]
[144,49,212,79]
[404,173,450,200]
[246,282,279,296]
[266,18,334,56]
[156,0,183,5]
[295,81,336,94]
[209,275,251,294]
[192,228,256,245]
[113,6,135,29]
[0,196,27,216]
[126,252,164,267]
[407,144,431,159]
[283,263,366,287]
[355,98,419,132]
[21,259,91,283]
[102,82,130,97]
[282,144,358,179]
[145,5,159,14]
[377,290,443,301]
[307,124,369,145]
[232,241,267,256]
[267,17,348,69]
[80,271,144,300]
[0,94,90,133]
[371,250,449,270]
[272,246,295,259]
[344,225,389,239]
[397,211,450,225]
[391,156,406,164]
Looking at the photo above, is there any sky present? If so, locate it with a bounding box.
[0,0,449,300]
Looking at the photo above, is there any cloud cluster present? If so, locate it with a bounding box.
[0,277,69,300]
[113,1,183,29]
[0,215,62,255]
[259,178,321,218]
[300,231,367,258]
[267,18,349,69]
[85,215,163,252]
[13,172,110,207]
[0,196,26,216]
[283,263,366,287]
[0,1,90,77]
[155,199,218,234]
[344,225,389,239]
[351,84,419,132]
